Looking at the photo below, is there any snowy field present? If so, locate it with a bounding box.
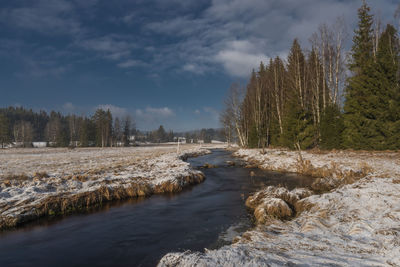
[0,144,224,229]
[160,148,400,266]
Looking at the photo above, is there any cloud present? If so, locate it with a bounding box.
[183,63,205,74]
[214,40,269,77]
[0,0,81,35]
[142,0,397,77]
[96,104,129,118]
[136,107,175,118]
[63,102,75,111]
[134,106,175,129]
[117,59,147,68]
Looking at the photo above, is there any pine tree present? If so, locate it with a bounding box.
[0,114,10,148]
[123,116,131,146]
[343,1,376,149]
[79,118,90,147]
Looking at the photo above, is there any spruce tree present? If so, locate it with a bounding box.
[0,114,10,148]
[320,105,344,149]
[343,1,376,149]
[375,24,400,149]
[283,39,315,149]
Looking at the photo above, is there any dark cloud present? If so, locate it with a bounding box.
[1,0,397,78]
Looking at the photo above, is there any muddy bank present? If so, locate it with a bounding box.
[0,147,211,230]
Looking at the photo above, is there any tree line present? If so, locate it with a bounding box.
[0,106,134,148]
[221,2,400,151]
[0,106,227,148]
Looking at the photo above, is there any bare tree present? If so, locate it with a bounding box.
[221,83,246,147]
[14,121,34,147]
[312,17,347,107]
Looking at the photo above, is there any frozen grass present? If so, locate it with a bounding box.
[159,148,400,266]
[0,144,224,229]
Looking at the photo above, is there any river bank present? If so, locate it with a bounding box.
[0,144,221,230]
[159,148,400,266]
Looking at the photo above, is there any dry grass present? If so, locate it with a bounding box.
[246,186,313,225]
[33,172,49,179]
[6,173,30,181]
[0,172,206,230]
[0,145,219,230]
[296,157,373,193]
[254,198,293,223]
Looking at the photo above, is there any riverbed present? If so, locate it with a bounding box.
[0,149,314,266]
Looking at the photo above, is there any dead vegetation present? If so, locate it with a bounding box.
[246,186,313,224]
[0,145,216,230]
[33,172,49,179]
[296,157,373,193]
[0,172,206,230]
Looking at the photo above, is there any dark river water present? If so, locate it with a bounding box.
[0,149,314,267]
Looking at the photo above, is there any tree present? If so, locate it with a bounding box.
[79,118,95,147]
[13,120,34,147]
[68,115,80,146]
[222,83,247,147]
[45,112,68,147]
[0,114,10,148]
[375,24,400,149]
[320,105,344,149]
[114,117,122,146]
[93,109,113,147]
[156,125,167,143]
[122,116,131,146]
[343,1,376,149]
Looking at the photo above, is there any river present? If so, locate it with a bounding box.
[0,149,314,267]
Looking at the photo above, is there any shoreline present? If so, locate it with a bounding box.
[0,145,220,230]
[159,148,400,266]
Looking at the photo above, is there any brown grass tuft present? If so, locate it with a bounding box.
[246,186,313,225]
[6,173,30,181]
[72,175,89,182]
[33,172,49,179]
[254,198,293,223]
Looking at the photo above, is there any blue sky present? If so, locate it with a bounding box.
[0,0,398,131]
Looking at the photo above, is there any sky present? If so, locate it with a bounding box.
[0,0,398,131]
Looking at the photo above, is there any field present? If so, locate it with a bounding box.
[0,144,223,229]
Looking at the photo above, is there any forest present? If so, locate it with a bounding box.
[221,2,400,150]
[0,106,224,148]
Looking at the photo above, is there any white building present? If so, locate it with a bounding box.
[32,142,47,148]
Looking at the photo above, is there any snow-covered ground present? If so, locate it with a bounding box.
[0,144,224,229]
[159,148,400,266]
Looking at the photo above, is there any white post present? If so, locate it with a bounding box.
[177,137,180,154]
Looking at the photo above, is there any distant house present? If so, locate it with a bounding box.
[174,137,186,143]
[211,140,225,144]
[32,142,47,148]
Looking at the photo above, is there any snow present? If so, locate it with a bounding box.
[159,148,400,266]
[0,144,224,228]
